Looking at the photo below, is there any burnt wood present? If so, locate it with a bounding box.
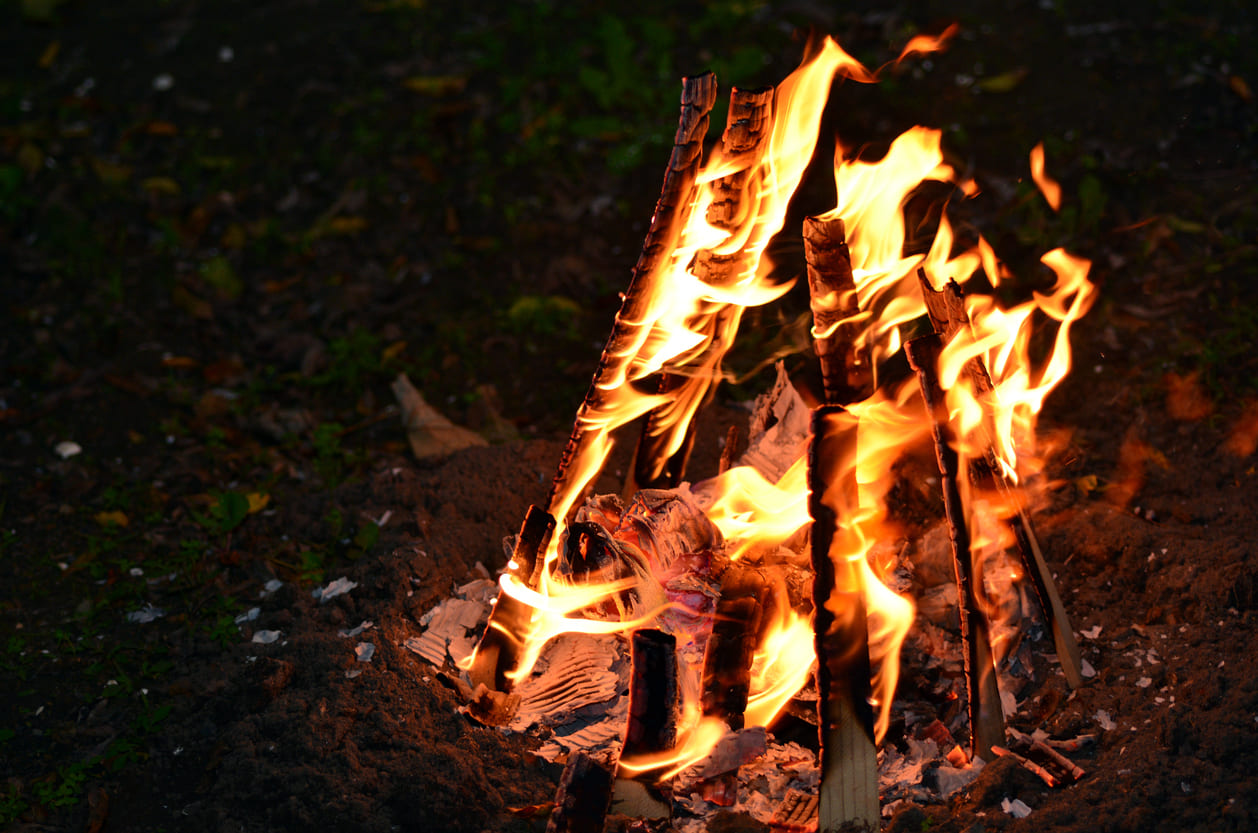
[629,86,775,493]
[550,73,719,513]
[623,629,680,759]
[905,334,1004,761]
[805,217,870,405]
[809,406,879,830]
[545,752,614,833]
[916,271,1083,688]
[701,566,768,728]
[468,505,555,692]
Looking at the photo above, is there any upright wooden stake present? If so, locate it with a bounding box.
[809,406,879,832]
[905,335,1004,762]
[804,216,870,405]
[917,271,1083,688]
[549,73,718,513]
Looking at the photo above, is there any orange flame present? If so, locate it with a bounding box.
[490,32,1095,782]
[1030,141,1062,211]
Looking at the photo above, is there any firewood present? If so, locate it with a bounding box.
[549,73,718,513]
[545,752,614,833]
[628,85,775,494]
[809,405,879,832]
[916,271,1084,688]
[623,629,680,758]
[612,629,680,820]
[804,216,870,405]
[904,335,1005,762]
[469,505,555,692]
[701,566,769,728]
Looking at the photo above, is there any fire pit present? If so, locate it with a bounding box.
[411,33,1097,832]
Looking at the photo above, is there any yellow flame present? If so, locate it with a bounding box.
[1029,141,1062,211]
[488,31,1097,779]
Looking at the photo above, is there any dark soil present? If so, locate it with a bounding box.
[2,2,1256,832]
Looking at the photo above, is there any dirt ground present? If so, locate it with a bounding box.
[2,1,1256,832]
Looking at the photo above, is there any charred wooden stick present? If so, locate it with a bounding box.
[809,405,879,832]
[805,216,870,405]
[905,335,1005,762]
[917,270,1083,688]
[468,505,555,692]
[545,752,614,833]
[623,629,680,760]
[549,73,718,513]
[701,566,769,729]
[629,86,775,493]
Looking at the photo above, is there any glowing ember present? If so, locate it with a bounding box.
[467,30,1095,795]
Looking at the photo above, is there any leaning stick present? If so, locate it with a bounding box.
[468,505,555,692]
[628,85,775,493]
[917,271,1083,688]
[905,335,1005,762]
[549,73,718,512]
[809,406,879,832]
[804,216,871,405]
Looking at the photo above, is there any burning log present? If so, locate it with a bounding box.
[629,86,776,493]
[623,629,680,759]
[545,752,615,833]
[701,566,769,729]
[904,334,1005,762]
[804,216,870,405]
[613,629,680,819]
[468,505,555,692]
[549,72,719,513]
[808,405,879,832]
[916,271,1084,688]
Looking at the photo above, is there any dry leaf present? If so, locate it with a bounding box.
[246,492,270,514]
[391,373,486,459]
[976,67,1028,93]
[1225,400,1258,458]
[141,176,181,195]
[94,510,130,527]
[38,40,60,68]
[403,75,467,96]
[1164,371,1213,422]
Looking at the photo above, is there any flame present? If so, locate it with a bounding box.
[1029,142,1062,211]
[896,23,960,64]
[487,32,1096,783]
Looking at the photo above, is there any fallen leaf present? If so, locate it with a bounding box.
[160,355,199,369]
[16,142,44,175]
[1164,371,1213,422]
[403,75,467,96]
[141,176,181,195]
[143,120,179,136]
[325,216,367,235]
[38,40,60,68]
[246,492,270,514]
[1225,399,1258,458]
[220,222,247,250]
[94,510,130,527]
[1229,75,1252,102]
[199,255,242,300]
[976,67,1028,93]
[171,286,213,320]
[381,340,407,362]
[391,373,487,459]
[91,157,133,185]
